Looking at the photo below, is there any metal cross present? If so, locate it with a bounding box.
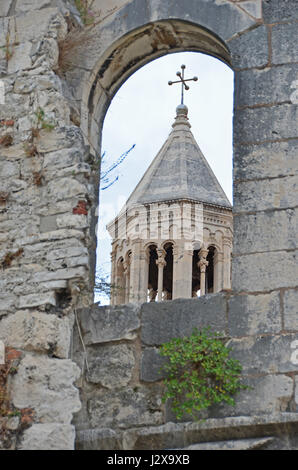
[168,64,198,105]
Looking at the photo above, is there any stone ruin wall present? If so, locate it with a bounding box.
[0,0,297,450]
[74,295,298,450]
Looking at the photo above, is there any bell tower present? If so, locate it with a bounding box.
[107,67,233,304]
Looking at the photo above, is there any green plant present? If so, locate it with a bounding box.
[74,0,97,26]
[34,107,55,132]
[159,328,247,420]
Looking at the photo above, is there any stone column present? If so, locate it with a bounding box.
[116,260,125,305]
[198,247,209,296]
[172,241,193,299]
[123,256,131,303]
[139,247,149,303]
[129,240,141,303]
[223,237,232,290]
[156,248,166,302]
[110,250,117,305]
[213,250,223,293]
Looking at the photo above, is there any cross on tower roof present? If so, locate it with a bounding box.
[168,64,198,105]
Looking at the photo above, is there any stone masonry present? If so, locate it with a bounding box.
[0,0,297,450]
[73,296,298,450]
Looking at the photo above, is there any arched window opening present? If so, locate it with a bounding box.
[206,246,216,294]
[163,243,174,300]
[192,249,201,297]
[116,257,125,305]
[147,245,158,302]
[96,51,233,305]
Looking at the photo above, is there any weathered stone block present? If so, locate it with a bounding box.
[123,414,298,450]
[295,376,298,408]
[235,64,298,108]
[87,386,163,429]
[232,250,298,292]
[234,104,298,144]
[0,294,16,313]
[46,177,87,201]
[17,228,85,247]
[229,25,268,69]
[78,303,140,345]
[181,437,275,451]
[284,290,298,331]
[19,291,56,308]
[12,354,81,423]
[0,310,71,358]
[15,8,63,43]
[20,423,76,450]
[0,1,13,16]
[212,374,294,417]
[7,42,32,74]
[141,294,227,346]
[0,160,19,178]
[234,140,298,181]
[36,127,84,154]
[147,0,258,41]
[263,0,298,23]
[56,214,88,229]
[87,343,135,389]
[31,266,86,282]
[141,348,168,382]
[233,209,298,254]
[233,176,298,213]
[40,215,58,233]
[43,147,85,170]
[272,23,298,65]
[228,333,298,374]
[76,428,122,451]
[46,244,88,261]
[228,292,281,336]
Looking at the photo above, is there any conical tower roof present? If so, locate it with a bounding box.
[126,104,231,209]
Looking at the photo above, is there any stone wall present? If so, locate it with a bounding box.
[0,0,96,450]
[0,0,297,450]
[73,295,298,450]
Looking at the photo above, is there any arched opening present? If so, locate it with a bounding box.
[206,246,216,294]
[87,19,233,304]
[163,242,174,300]
[116,257,125,304]
[192,249,201,297]
[147,244,158,302]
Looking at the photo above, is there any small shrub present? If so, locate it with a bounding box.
[34,108,55,132]
[159,328,248,420]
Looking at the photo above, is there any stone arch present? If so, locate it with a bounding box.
[81,17,232,153]
[2,0,296,451]
[72,0,263,295]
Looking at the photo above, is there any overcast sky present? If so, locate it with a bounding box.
[95,51,234,303]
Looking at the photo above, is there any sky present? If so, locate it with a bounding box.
[95,51,234,303]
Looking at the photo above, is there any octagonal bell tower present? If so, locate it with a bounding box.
[107,101,233,305]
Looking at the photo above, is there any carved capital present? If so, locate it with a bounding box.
[198,247,209,273]
[156,248,167,268]
[198,258,208,273]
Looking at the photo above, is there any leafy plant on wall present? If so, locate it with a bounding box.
[159,328,248,420]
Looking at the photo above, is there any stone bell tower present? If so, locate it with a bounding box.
[107,66,233,305]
